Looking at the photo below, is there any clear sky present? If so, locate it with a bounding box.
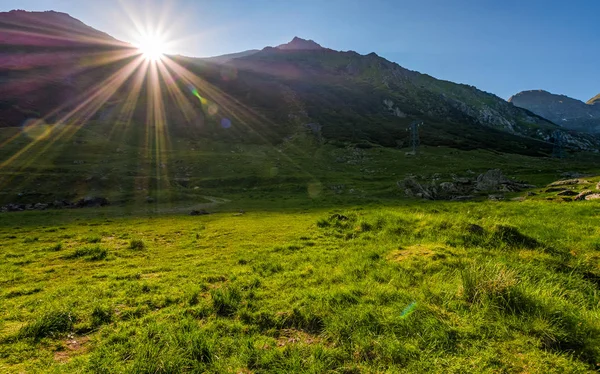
[2,0,598,102]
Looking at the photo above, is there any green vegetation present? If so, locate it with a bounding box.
[2,114,600,372]
[1,192,600,372]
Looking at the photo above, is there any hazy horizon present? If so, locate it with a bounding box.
[1,0,598,103]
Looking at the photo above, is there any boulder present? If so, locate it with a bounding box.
[397,177,436,200]
[488,194,504,201]
[475,169,533,192]
[585,194,600,201]
[34,203,48,210]
[52,200,70,208]
[597,182,600,190]
[574,190,594,201]
[548,179,590,187]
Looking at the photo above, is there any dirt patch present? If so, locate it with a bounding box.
[386,245,447,262]
[276,329,322,347]
[53,336,90,363]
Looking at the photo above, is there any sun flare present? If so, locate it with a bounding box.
[137,35,166,61]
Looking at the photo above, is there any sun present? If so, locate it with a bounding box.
[137,35,166,61]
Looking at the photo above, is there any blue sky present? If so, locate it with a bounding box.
[2,0,598,102]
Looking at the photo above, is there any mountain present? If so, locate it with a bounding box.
[276,36,325,50]
[588,94,600,106]
[0,11,598,155]
[509,90,600,133]
[202,49,260,63]
[175,37,598,153]
[0,10,132,128]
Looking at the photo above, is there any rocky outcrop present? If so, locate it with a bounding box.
[574,190,595,201]
[398,169,533,200]
[548,179,590,187]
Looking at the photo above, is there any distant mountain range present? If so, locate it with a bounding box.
[1,10,598,155]
[509,90,600,134]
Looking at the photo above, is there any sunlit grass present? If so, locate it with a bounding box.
[0,199,599,372]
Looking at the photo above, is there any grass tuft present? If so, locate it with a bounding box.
[128,239,145,251]
[210,285,242,316]
[18,310,76,341]
[91,305,113,328]
[63,246,108,261]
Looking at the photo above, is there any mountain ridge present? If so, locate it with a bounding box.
[0,10,598,154]
[509,90,600,133]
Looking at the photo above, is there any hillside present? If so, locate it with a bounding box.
[180,38,599,153]
[0,11,599,207]
[0,10,598,153]
[0,10,132,128]
[509,90,600,133]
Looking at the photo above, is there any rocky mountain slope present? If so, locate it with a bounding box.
[0,10,598,155]
[509,90,600,133]
[179,38,598,153]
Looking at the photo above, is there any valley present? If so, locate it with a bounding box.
[0,8,600,373]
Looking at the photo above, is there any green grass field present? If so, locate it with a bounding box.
[1,193,600,373]
[2,121,600,372]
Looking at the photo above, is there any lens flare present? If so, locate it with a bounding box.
[22,118,52,140]
[220,117,232,129]
[136,35,166,61]
[399,301,417,318]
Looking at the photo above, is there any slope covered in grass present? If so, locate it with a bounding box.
[1,200,599,372]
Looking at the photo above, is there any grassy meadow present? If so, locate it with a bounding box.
[1,195,600,373]
[1,121,600,372]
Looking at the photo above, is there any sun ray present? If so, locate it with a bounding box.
[0,56,145,175]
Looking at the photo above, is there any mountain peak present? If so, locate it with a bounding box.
[587,94,600,106]
[276,37,324,51]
